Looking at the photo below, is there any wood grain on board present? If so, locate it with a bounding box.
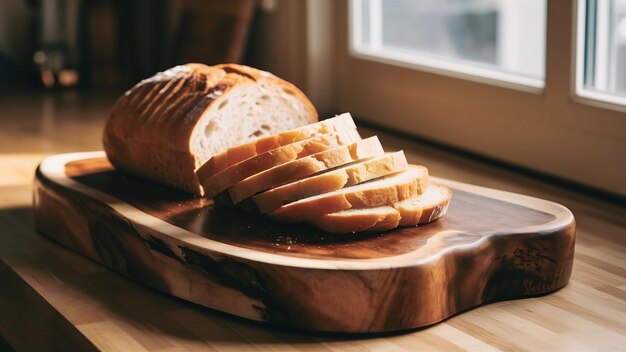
[33,152,575,333]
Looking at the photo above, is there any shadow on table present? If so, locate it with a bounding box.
[0,334,14,352]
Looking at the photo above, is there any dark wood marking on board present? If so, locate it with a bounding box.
[145,235,184,264]
[177,246,292,324]
[34,171,172,293]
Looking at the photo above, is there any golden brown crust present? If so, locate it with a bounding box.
[105,64,231,151]
[104,135,200,193]
[103,64,241,193]
[103,63,317,194]
[214,63,271,81]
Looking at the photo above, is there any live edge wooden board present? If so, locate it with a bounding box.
[33,152,576,333]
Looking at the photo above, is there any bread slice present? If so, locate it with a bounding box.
[269,164,429,222]
[309,184,451,233]
[394,185,452,226]
[252,151,408,213]
[199,129,362,198]
[227,136,386,204]
[103,63,317,194]
[199,113,356,179]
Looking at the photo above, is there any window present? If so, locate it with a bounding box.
[577,0,626,106]
[303,1,626,196]
[351,0,547,89]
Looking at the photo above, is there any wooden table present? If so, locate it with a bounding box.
[1,92,625,351]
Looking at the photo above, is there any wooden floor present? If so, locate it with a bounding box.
[0,91,625,351]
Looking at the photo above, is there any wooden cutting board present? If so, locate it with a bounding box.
[33,152,575,333]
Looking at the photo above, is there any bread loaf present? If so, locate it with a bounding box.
[103,63,451,233]
[103,63,317,194]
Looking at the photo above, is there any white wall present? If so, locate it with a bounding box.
[245,0,338,117]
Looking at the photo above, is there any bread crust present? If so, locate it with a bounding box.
[105,64,232,151]
[198,129,362,198]
[270,165,429,222]
[252,151,408,213]
[103,63,317,194]
[310,184,451,233]
[199,113,356,179]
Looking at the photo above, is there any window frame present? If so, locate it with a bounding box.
[320,0,626,197]
[574,0,626,112]
[349,0,546,92]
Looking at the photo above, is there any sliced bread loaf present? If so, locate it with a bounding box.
[269,164,429,222]
[252,151,408,213]
[199,129,362,198]
[227,136,386,204]
[199,113,356,179]
[309,184,451,233]
[103,63,317,194]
